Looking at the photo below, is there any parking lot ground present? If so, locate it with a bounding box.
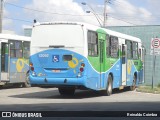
[0,87,160,111]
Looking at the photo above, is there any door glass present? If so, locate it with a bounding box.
[1,43,9,72]
[122,44,126,64]
[100,41,104,63]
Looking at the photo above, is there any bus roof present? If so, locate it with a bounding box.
[0,34,30,42]
[33,21,141,43]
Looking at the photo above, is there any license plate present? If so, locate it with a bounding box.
[52,70,61,73]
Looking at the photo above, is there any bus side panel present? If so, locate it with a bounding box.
[102,59,121,89]
[111,59,122,89]
[29,49,122,90]
[85,60,100,90]
[29,48,121,90]
[87,59,121,90]
[9,58,29,83]
[126,60,138,86]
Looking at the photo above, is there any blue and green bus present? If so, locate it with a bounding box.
[0,34,30,87]
[29,22,145,95]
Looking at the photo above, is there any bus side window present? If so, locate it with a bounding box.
[9,40,23,58]
[106,34,110,56]
[23,41,30,59]
[109,36,119,58]
[125,40,133,59]
[87,31,98,56]
[122,44,126,64]
[133,42,138,59]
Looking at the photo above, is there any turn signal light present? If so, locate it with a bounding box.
[30,63,33,67]
[81,63,85,67]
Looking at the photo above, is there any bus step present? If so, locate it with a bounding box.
[119,86,124,90]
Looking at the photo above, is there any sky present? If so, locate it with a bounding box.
[2,0,160,35]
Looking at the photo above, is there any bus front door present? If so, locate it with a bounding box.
[1,42,9,81]
[121,44,127,86]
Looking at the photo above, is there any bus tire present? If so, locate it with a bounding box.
[130,75,136,91]
[24,72,31,88]
[58,87,75,95]
[101,75,113,96]
[106,75,113,96]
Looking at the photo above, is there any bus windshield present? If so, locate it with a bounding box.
[31,24,84,48]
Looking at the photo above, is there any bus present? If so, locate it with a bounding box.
[0,34,30,88]
[29,22,145,95]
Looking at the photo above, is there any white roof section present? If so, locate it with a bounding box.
[33,21,141,43]
[0,33,30,42]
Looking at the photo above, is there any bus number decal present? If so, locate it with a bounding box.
[39,54,49,58]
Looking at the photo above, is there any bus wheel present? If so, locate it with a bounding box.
[130,75,136,91]
[106,75,113,96]
[24,72,31,88]
[58,87,75,95]
[101,75,113,96]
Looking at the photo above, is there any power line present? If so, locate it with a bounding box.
[111,0,160,19]
[112,0,140,14]
[107,0,160,24]
[4,2,92,17]
[107,15,137,25]
[4,1,147,26]
[4,17,33,23]
[95,13,137,25]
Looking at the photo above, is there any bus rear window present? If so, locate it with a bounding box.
[63,55,72,61]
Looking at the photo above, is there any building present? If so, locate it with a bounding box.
[24,27,32,37]
[108,25,160,86]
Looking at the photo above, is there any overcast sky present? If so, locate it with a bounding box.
[3,0,160,35]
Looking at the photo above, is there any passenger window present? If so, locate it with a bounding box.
[125,40,133,59]
[133,42,138,59]
[9,40,23,58]
[23,41,30,59]
[88,31,98,56]
[107,36,119,58]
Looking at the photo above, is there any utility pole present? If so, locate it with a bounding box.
[103,0,110,27]
[103,0,107,27]
[0,0,3,33]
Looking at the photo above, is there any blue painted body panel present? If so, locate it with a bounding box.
[29,49,140,90]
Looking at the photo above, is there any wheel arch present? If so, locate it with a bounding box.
[106,72,113,87]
